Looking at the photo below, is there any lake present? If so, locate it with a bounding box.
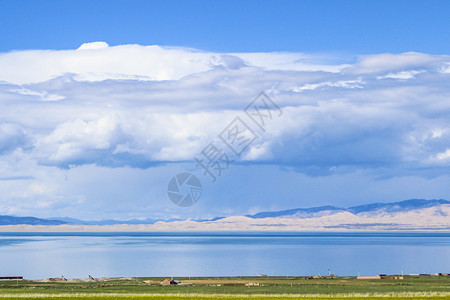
[0,232,448,279]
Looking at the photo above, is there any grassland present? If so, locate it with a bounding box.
[0,275,449,299]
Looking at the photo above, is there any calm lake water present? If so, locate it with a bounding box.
[0,232,448,279]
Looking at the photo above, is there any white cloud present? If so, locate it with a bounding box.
[36,116,124,166]
[347,52,448,74]
[77,41,109,50]
[33,110,238,167]
[0,43,348,85]
[376,70,424,80]
[242,141,274,160]
[9,88,65,101]
[434,149,450,161]
[232,52,349,73]
[0,45,211,84]
[289,79,364,92]
[0,123,30,154]
[442,63,450,73]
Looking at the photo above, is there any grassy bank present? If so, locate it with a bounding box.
[0,275,448,299]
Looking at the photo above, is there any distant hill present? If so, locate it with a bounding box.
[246,199,450,219]
[246,205,345,219]
[0,215,66,225]
[47,217,222,225]
[47,217,184,225]
[347,199,450,214]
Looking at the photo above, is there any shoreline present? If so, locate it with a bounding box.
[0,224,449,232]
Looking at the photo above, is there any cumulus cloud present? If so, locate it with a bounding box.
[0,44,348,85]
[346,52,447,74]
[0,45,210,84]
[9,88,65,101]
[34,112,231,168]
[77,41,110,50]
[289,79,364,91]
[0,123,30,154]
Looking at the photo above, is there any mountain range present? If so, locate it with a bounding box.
[0,215,66,226]
[246,199,450,218]
[1,199,449,231]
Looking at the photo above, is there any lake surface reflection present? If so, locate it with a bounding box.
[0,232,448,279]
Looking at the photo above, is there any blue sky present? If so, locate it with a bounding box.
[1,0,450,54]
[0,1,450,220]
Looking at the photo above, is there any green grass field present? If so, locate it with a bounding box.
[0,275,449,299]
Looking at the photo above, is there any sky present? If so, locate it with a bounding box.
[1,0,450,54]
[1,1,450,220]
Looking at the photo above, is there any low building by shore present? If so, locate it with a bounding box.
[357,274,404,280]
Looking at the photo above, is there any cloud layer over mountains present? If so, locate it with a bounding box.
[1,42,450,219]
